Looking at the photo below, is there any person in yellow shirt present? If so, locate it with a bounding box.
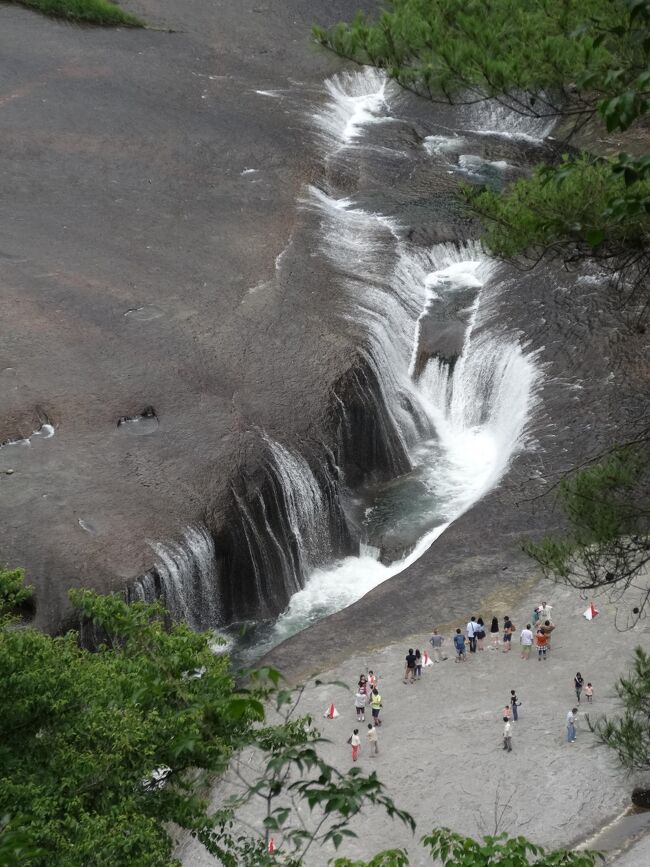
[370,687,382,726]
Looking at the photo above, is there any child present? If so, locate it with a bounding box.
[585,682,593,703]
[358,674,368,696]
[368,670,377,691]
[350,729,361,761]
[503,717,512,752]
[414,649,423,679]
[367,723,379,756]
[354,689,367,722]
[453,628,466,662]
[502,704,512,721]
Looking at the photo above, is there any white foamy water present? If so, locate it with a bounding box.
[457,153,511,177]
[259,523,449,653]
[147,526,220,630]
[251,186,541,654]
[459,97,555,141]
[312,67,396,150]
[423,134,467,155]
[180,69,545,664]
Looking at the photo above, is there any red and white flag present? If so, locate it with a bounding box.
[422,651,433,666]
[324,703,339,719]
[583,602,599,620]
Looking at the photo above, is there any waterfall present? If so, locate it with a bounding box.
[127,526,220,631]
[222,437,352,621]
[304,187,434,452]
[233,68,544,658]
[311,67,396,150]
[131,67,544,653]
[459,96,556,141]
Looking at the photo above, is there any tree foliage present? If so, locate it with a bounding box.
[0,570,413,866]
[0,568,262,866]
[589,646,650,770]
[524,443,650,626]
[332,829,602,866]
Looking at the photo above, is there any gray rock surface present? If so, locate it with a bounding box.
[0,0,373,631]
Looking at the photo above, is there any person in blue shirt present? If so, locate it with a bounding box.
[453,628,466,662]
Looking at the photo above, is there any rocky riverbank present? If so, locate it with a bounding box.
[180,582,650,865]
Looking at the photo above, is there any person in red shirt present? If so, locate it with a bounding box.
[535,629,548,661]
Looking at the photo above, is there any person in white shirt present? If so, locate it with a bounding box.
[354,690,367,722]
[367,723,379,756]
[520,624,534,659]
[466,617,478,653]
[502,717,512,752]
[566,708,578,743]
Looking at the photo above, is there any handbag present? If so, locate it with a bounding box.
[346,735,353,745]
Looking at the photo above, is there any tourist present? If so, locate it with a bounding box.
[535,628,548,661]
[404,648,416,683]
[502,617,514,653]
[414,649,423,679]
[585,682,594,703]
[476,616,486,651]
[574,672,584,704]
[466,616,478,653]
[453,628,467,662]
[502,703,511,721]
[520,623,534,659]
[368,670,377,691]
[538,601,552,622]
[358,674,368,696]
[503,716,512,752]
[541,619,555,651]
[510,689,521,721]
[350,728,361,761]
[354,689,367,723]
[490,616,500,649]
[567,708,578,743]
[367,722,379,756]
[371,687,382,726]
[429,629,445,662]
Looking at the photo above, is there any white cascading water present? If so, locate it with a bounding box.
[459,96,556,141]
[248,69,543,653]
[249,439,335,595]
[148,526,220,630]
[312,68,396,149]
[142,68,545,656]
